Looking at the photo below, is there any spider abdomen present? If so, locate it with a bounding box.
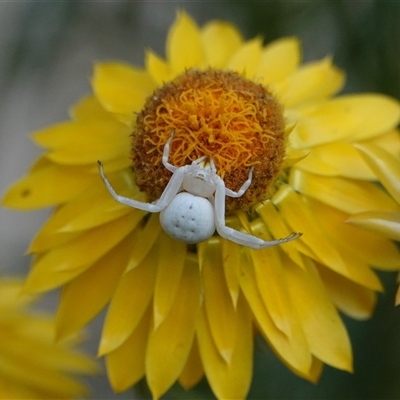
[160,192,215,244]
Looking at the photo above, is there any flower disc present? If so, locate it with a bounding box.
[132,68,286,210]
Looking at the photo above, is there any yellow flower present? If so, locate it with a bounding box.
[0,278,97,399]
[2,10,400,399]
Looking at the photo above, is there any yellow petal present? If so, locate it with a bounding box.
[291,94,400,149]
[0,355,93,399]
[178,337,204,390]
[197,295,253,400]
[24,212,138,294]
[99,246,158,356]
[318,265,377,320]
[92,62,155,125]
[153,233,187,329]
[125,213,163,272]
[239,251,312,377]
[355,143,400,204]
[146,254,201,399]
[167,11,205,73]
[369,129,400,156]
[55,233,134,340]
[29,171,145,253]
[296,142,374,179]
[145,49,172,86]
[29,216,78,254]
[256,37,301,85]
[198,238,237,364]
[69,95,116,121]
[32,120,130,165]
[255,201,305,269]
[2,158,96,209]
[346,211,400,241]
[273,185,348,277]
[249,220,299,337]
[306,197,400,271]
[201,20,243,68]
[277,58,345,108]
[284,256,353,372]
[227,37,263,78]
[221,238,241,308]
[106,306,151,392]
[290,169,400,214]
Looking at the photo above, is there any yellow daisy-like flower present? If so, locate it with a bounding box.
[0,278,97,399]
[2,11,400,399]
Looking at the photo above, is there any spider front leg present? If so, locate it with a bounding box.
[162,131,178,173]
[98,161,185,212]
[213,177,301,249]
[225,166,254,198]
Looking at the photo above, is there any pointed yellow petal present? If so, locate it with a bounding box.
[201,20,243,68]
[55,233,134,340]
[167,11,204,73]
[32,120,130,165]
[197,296,253,400]
[284,256,353,372]
[290,169,400,214]
[153,233,187,329]
[125,213,163,272]
[99,247,158,356]
[256,37,301,85]
[92,62,155,125]
[70,95,116,121]
[278,58,345,107]
[239,252,312,375]
[306,197,400,271]
[291,94,400,149]
[2,159,96,209]
[369,129,400,155]
[227,37,263,78]
[145,49,172,85]
[221,239,241,308]
[24,212,138,294]
[146,255,201,399]
[249,220,298,336]
[255,201,305,269]
[355,143,400,204]
[273,185,348,276]
[296,142,374,179]
[318,266,377,320]
[29,171,145,253]
[179,337,204,390]
[198,238,237,364]
[346,211,400,241]
[106,306,151,393]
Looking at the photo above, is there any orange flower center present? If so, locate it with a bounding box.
[132,69,286,211]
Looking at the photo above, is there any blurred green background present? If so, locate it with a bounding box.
[0,1,399,399]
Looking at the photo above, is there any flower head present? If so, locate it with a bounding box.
[0,278,97,399]
[2,11,400,399]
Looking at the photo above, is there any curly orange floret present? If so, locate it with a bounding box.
[132,69,286,211]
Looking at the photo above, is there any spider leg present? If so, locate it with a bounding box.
[225,166,254,198]
[214,177,301,249]
[98,161,185,212]
[191,155,207,165]
[209,158,217,174]
[163,131,178,173]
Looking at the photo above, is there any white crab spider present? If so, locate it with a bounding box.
[98,134,301,249]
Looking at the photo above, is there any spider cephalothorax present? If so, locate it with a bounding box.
[98,134,301,248]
